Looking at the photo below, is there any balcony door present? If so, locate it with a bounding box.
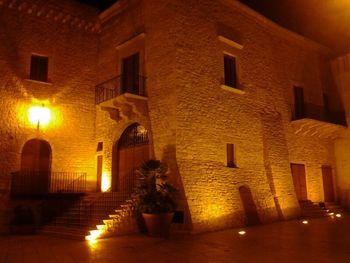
[122,53,140,94]
[294,86,305,119]
[20,139,51,194]
[290,163,307,201]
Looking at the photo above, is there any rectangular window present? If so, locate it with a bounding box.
[226,143,236,168]
[30,55,48,82]
[224,54,237,88]
[122,53,140,94]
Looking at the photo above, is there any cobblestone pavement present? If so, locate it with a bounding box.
[1,214,349,263]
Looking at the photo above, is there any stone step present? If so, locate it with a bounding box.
[40,226,88,240]
[299,200,330,218]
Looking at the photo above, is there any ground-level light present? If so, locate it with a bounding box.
[238,230,246,235]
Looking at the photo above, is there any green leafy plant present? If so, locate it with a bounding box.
[134,160,178,214]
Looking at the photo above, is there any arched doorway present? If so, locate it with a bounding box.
[239,186,261,226]
[112,124,149,196]
[20,139,52,194]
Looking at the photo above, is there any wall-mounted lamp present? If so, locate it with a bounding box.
[28,104,51,129]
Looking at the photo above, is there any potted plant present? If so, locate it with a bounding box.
[134,160,178,237]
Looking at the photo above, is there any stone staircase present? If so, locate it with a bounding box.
[324,202,343,215]
[40,192,138,240]
[299,200,343,218]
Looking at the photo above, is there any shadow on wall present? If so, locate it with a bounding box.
[338,188,350,210]
[161,144,193,231]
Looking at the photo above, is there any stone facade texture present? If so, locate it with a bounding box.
[0,0,98,231]
[0,0,348,233]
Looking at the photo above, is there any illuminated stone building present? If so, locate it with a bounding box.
[0,0,349,238]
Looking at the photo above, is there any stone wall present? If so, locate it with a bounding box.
[0,1,98,232]
[146,0,336,232]
[95,0,340,233]
[0,0,342,234]
[332,54,350,209]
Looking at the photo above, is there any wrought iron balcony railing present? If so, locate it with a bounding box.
[11,171,87,196]
[292,103,347,126]
[95,75,146,104]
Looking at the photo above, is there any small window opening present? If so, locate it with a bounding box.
[224,54,237,88]
[96,142,103,152]
[30,55,48,82]
[227,143,236,168]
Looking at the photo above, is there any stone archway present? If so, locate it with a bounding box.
[239,186,261,226]
[20,139,52,194]
[112,123,149,196]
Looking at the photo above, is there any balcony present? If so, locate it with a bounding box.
[292,103,347,126]
[95,75,148,122]
[95,75,146,104]
[11,171,87,197]
[291,103,347,138]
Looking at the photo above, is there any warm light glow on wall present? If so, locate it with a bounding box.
[206,204,224,219]
[28,106,51,127]
[17,100,62,130]
[101,172,111,192]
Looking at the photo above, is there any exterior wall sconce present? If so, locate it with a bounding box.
[28,104,51,129]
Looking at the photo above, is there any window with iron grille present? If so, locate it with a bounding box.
[30,55,48,82]
[118,123,149,149]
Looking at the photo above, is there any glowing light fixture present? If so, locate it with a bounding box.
[238,230,246,235]
[28,105,51,128]
[302,220,308,224]
[328,212,334,216]
[101,172,111,192]
[335,213,342,218]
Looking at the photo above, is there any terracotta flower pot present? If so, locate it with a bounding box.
[142,212,174,237]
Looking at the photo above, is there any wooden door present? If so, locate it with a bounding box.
[118,144,149,195]
[239,186,260,226]
[322,166,335,202]
[96,155,103,192]
[290,163,307,201]
[112,124,149,194]
[20,139,51,194]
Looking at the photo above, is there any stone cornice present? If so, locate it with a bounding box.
[0,0,101,33]
[221,0,332,56]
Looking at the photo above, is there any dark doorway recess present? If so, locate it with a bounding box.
[96,155,103,192]
[290,163,308,201]
[322,165,335,202]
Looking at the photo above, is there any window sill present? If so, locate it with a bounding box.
[25,79,52,85]
[221,84,245,95]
